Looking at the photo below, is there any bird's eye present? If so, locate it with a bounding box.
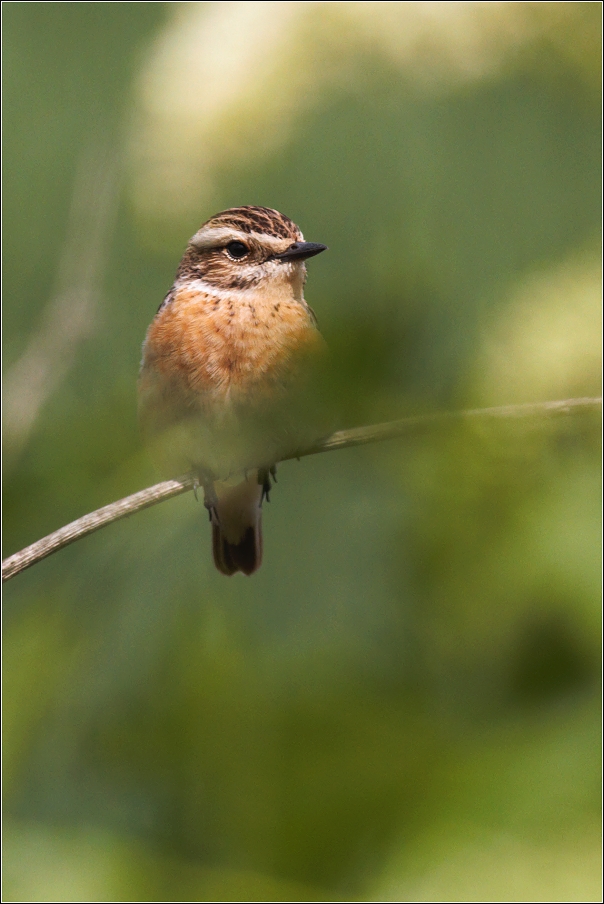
[225,241,249,260]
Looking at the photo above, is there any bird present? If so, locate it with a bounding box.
[138,205,328,576]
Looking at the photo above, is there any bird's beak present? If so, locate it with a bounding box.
[272,242,328,262]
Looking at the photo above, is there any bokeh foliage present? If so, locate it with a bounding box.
[3,3,601,901]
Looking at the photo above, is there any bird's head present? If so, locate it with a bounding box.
[176,206,327,300]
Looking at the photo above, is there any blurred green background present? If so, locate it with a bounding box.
[3,3,601,901]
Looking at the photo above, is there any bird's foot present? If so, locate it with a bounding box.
[258,465,277,504]
[194,472,218,522]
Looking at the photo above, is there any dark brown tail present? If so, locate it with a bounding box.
[210,476,263,576]
[212,519,262,576]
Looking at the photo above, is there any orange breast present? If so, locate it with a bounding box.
[141,284,323,403]
[138,283,327,478]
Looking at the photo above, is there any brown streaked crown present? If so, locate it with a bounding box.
[206,206,302,241]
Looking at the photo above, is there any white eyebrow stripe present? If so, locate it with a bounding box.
[175,278,261,300]
[189,226,302,251]
[189,226,248,249]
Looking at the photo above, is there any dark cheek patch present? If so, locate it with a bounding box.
[210,247,265,290]
[176,247,262,290]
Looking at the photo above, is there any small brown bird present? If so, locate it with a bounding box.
[138,206,327,575]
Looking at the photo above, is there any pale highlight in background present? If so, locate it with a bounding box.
[130,1,592,224]
[373,827,602,902]
[475,250,603,405]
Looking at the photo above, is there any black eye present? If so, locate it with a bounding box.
[225,241,249,260]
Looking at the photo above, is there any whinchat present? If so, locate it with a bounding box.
[138,206,327,575]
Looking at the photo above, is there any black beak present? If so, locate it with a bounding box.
[272,241,328,262]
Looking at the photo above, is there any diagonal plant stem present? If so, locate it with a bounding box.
[2,397,601,583]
